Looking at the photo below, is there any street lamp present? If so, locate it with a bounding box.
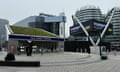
[99,35,102,56]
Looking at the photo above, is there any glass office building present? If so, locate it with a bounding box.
[71,6,120,50]
[14,13,66,37]
[104,7,120,50]
[0,19,9,44]
[72,6,105,42]
[75,6,104,25]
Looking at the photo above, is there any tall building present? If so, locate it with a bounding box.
[70,6,120,50]
[0,19,9,41]
[14,16,37,27]
[70,6,115,46]
[74,6,104,25]
[71,6,106,42]
[104,7,120,49]
[0,19,9,48]
[14,13,66,37]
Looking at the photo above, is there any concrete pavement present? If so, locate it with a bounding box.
[0,52,120,72]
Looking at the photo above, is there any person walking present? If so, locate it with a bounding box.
[26,46,29,56]
[17,46,21,55]
[111,45,117,56]
[29,45,32,56]
[87,47,91,56]
[40,47,44,55]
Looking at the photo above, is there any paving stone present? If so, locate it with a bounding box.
[0,52,120,72]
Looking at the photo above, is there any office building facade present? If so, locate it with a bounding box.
[74,6,104,25]
[14,13,66,37]
[0,19,9,48]
[104,7,120,49]
[70,6,120,50]
[71,6,106,42]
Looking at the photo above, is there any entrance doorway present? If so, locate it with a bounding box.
[17,40,58,53]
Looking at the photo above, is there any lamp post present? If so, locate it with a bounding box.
[59,12,66,52]
[99,35,102,56]
[99,34,108,60]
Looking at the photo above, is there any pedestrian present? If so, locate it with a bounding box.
[40,48,43,55]
[26,46,29,56]
[10,44,15,53]
[76,48,79,52]
[87,47,91,56]
[102,46,106,52]
[17,46,21,55]
[111,45,117,56]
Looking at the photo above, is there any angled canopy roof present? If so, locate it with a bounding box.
[10,26,58,37]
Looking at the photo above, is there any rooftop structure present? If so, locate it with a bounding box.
[74,5,104,25]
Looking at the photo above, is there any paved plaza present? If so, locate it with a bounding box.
[0,52,120,72]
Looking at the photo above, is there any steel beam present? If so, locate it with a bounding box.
[73,16,96,46]
[96,8,115,45]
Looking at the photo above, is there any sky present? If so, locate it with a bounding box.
[0,0,120,37]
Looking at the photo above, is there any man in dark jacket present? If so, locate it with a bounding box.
[26,43,33,56]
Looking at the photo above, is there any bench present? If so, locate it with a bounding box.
[0,61,40,67]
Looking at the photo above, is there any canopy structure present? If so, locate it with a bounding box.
[7,25,64,53]
[10,26,58,37]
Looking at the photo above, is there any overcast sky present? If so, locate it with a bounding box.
[0,0,120,37]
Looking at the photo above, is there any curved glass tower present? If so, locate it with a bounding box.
[72,6,105,43]
[71,6,120,49]
[75,6,104,24]
[104,7,120,49]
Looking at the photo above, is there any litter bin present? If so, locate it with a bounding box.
[101,55,108,60]
[100,46,108,60]
[101,51,108,60]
